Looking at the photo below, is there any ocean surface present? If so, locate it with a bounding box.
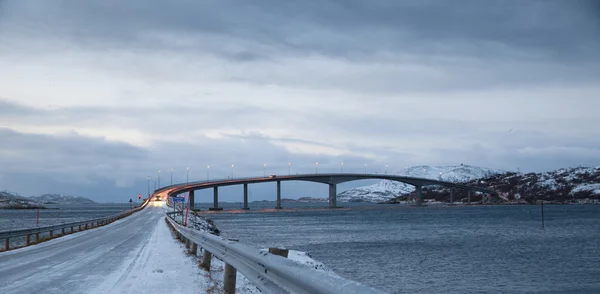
[0,204,132,232]
[206,203,600,293]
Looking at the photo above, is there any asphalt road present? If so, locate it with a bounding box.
[0,203,168,294]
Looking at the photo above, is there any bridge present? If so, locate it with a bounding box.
[157,173,497,210]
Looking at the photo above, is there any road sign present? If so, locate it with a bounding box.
[172,197,185,202]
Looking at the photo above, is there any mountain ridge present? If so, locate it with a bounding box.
[337,164,507,203]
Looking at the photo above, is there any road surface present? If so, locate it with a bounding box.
[0,202,208,294]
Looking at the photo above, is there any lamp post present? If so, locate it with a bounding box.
[207,165,210,181]
[186,166,189,183]
[154,181,156,190]
[231,164,234,179]
[385,165,388,174]
[264,163,267,177]
[170,168,173,185]
[158,170,161,188]
[147,176,150,198]
[341,162,344,173]
[364,164,367,174]
[316,162,319,174]
[288,162,291,176]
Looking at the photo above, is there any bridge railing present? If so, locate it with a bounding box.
[0,198,151,252]
[164,214,385,294]
[154,172,497,196]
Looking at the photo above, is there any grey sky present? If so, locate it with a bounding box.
[1,0,599,202]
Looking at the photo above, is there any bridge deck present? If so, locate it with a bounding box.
[0,203,204,294]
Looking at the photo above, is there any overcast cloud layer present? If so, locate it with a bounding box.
[1,0,599,202]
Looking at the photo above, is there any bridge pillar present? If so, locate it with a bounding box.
[467,190,472,204]
[189,190,195,211]
[450,188,454,204]
[275,181,282,209]
[243,184,249,210]
[209,187,223,211]
[328,183,337,208]
[415,186,423,206]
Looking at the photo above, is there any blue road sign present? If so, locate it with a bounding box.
[172,197,185,202]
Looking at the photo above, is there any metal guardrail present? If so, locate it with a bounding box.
[165,215,385,294]
[0,198,151,251]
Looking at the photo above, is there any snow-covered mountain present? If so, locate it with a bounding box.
[30,194,96,204]
[337,165,507,203]
[0,191,46,209]
[403,165,507,182]
[382,166,600,204]
[478,166,600,203]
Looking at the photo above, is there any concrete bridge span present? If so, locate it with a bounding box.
[156,173,497,210]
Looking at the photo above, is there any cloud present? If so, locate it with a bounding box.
[0,1,599,201]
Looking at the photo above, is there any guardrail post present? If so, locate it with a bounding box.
[223,263,237,294]
[26,234,31,245]
[200,251,212,270]
[70,226,74,233]
[5,238,9,251]
[62,228,66,235]
[85,224,89,230]
[190,242,198,256]
[49,230,54,238]
[79,225,82,231]
[185,238,190,249]
[36,232,40,242]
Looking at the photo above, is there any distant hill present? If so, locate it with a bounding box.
[29,194,96,205]
[337,164,507,203]
[0,191,46,209]
[384,166,600,204]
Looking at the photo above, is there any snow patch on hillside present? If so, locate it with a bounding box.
[571,183,600,195]
[338,180,414,203]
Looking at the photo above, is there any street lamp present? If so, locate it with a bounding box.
[147,176,150,198]
[316,161,319,174]
[288,162,291,176]
[341,162,344,173]
[231,164,234,179]
[264,163,267,177]
[170,168,173,185]
[186,166,190,183]
[158,170,161,188]
[385,165,388,174]
[207,165,210,181]
[364,164,367,174]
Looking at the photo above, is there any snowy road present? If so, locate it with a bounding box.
[0,202,208,294]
